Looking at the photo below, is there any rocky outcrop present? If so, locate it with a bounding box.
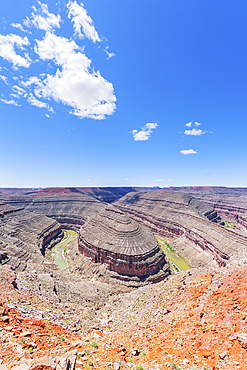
[0,204,62,271]
[114,191,247,268]
[79,204,169,281]
[182,194,224,224]
[168,187,247,230]
[0,194,104,231]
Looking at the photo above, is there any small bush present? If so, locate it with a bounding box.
[88,360,94,367]
[27,346,33,354]
[90,340,98,349]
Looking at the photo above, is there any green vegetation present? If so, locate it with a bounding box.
[27,346,34,354]
[157,238,190,271]
[88,360,94,367]
[164,241,175,251]
[224,221,234,228]
[90,340,98,349]
[135,366,145,370]
[171,363,181,370]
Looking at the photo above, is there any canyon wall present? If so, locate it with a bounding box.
[0,203,62,271]
[79,204,169,282]
[114,191,247,268]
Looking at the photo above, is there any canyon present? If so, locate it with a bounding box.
[1,186,247,369]
[1,187,247,282]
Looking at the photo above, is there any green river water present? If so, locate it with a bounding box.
[54,229,77,270]
[157,239,190,271]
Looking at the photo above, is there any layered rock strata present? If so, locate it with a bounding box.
[0,203,62,271]
[79,204,169,280]
[114,191,247,268]
[168,187,247,230]
[0,194,103,231]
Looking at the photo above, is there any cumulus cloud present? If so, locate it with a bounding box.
[180,149,197,155]
[24,2,61,32]
[29,32,116,119]
[0,34,31,68]
[184,128,203,136]
[195,121,201,126]
[132,122,158,141]
[185,121,192,127]
[156,179,163,182]
[67,1,101,42]
[0,2,116,119]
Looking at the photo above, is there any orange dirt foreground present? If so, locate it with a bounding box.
[0,263,247,369]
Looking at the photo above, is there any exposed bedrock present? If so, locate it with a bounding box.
[168,187,247,230]
[0,203,62,271]
[0,194,105,231]
[79,205,169,280]
[114,191,247,268]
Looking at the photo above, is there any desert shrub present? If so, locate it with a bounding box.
[90,340,98,349]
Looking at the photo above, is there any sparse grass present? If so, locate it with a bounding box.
[224,221,234,228]
[164,241,175,251]
[27,346,33,354]
[171,363,181,370]
[90,340,98,349]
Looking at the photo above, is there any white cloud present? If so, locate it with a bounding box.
[0,2,116,120]
[156,179,163,182]
[24,2,61,32]
[0,98,20,106]
[132,122,158,141]
[185,121,192,127]
[0,75,9,85]
[180,149,197,155]
[29,32,116,119]
[45,114,50,117]
[104,46,115,59]
[12,85,26,95]
[195,121,201,126]
[0,34,31,68]
[184,128,203,136]
[67,1,101,42]
[27,93,50,109]
[11,23,30,33]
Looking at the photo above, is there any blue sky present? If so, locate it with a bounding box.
[0,0,247,188]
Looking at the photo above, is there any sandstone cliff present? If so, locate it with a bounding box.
[114,191,247,268]
[0,203,62,271]
[79,203,169,282]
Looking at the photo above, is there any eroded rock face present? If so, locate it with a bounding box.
[0,194,105,231]
[168,187,247,231]
[79,204,169,279]
[0,203,62,271]
[114,191,247,268]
